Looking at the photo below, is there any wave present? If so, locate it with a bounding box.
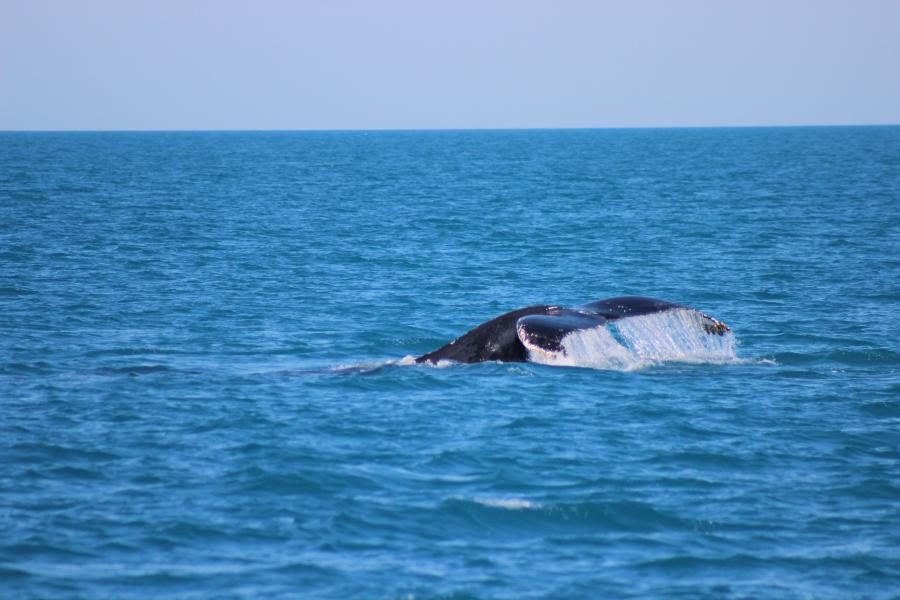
[471,496,542,510]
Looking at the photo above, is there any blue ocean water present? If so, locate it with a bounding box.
[1,127,899,599]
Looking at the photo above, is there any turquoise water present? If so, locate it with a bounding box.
[2,127,899,598]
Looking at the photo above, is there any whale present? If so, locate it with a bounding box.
[416,296,730,364]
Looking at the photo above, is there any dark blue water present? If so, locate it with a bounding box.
[2,128,899,599]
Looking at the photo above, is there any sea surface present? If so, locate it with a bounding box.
[2,127,899,599]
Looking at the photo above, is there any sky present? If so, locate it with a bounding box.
[1,0,899,130]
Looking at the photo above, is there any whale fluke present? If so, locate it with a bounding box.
[416,296,730,365]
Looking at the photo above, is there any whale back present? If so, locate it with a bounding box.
[416,305,553,364]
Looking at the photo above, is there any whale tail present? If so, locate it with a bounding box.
[417,296,732,368]
[518,302,735,370]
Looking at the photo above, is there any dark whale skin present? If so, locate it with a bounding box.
[416,305,553,364]
[416,296,729,365]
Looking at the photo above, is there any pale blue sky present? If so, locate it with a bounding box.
[2,0,899,130]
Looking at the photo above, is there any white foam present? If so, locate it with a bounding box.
[328,360,388,373]
[473,497,541,510]
[526,308,738,371]
[392,355,455,368]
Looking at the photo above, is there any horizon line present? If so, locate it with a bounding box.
[1,122,899,134]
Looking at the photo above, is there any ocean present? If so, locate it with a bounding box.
[2,127,898,598]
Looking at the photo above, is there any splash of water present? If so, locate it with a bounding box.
[526,308,738,371]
